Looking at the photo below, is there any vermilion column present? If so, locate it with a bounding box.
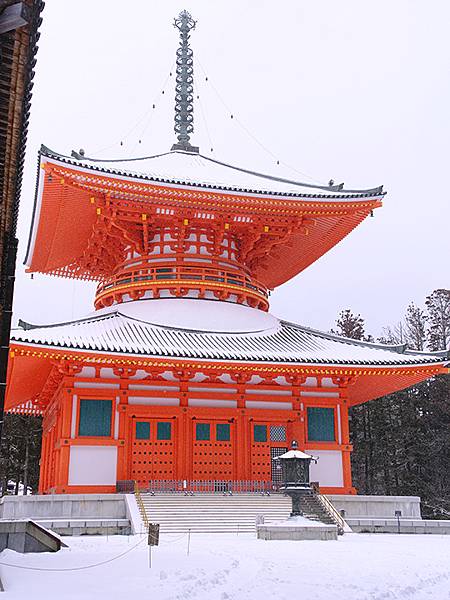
[55,386,72,492]
[339,401,354,492]
[117,391,128,482]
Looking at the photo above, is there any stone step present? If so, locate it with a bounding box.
[137,492,338,533]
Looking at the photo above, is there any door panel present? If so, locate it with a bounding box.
[131,419,175,486]
[192,420,234,480]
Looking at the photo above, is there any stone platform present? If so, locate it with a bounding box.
[347,518,450,534]
[327,495,422,518]
[0,520,66,552]
[0,494,139,536]
[257,516,338,541]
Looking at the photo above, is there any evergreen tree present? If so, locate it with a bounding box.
[0,414,42,495]
[425,289,450,351]
[331,309,378,492]
[334,292,450,517]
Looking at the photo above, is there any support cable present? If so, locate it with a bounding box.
[92,62,174,155]
[195,76,214,153]
[130,65,175,155]
[197,59,326,185]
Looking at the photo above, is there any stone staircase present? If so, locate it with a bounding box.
[297,491,340,527]
[138,492,345,534]
[139,493,292,533]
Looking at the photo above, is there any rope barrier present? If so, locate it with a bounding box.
[0,536,147,572]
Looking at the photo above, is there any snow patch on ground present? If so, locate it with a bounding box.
[269,515,331,527]
[0,533,449,600]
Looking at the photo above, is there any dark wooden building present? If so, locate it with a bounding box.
[0,1,44,437]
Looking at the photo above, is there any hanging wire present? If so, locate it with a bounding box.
[195,75,214,153]
[130,64,175,155]
[92,62,175,155]
[197,59,326,185]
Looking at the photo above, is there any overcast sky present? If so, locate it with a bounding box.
[12,0,450,338]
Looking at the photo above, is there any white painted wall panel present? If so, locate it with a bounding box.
[245,401,293,410]
[68,446,117,486]
[128,396,180,406]
[188,399,238,408]
[307,449,343,487]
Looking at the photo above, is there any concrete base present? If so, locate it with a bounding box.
[0,520,66,552]
[257,518,338,541]
[347,518,450,534]
[327,495,422,519]
[0,494,137,536]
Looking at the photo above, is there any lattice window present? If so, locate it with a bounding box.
[196,423,210,441]
[216,423,230,441]
[157,422,171,440]
[78,399,112,437]
[136,421,150,440]
[307,407,335,441]
[254,424,267,442]
[271,447,287,483]
[270,425,286,442]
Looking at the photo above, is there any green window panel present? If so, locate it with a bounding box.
[216,423,230,441]
[254,424,267,442]
[196,423,210,441]
[307,407,335,442]
[157,422,172,440]
[78,399,112,437]
[136,421,150,440]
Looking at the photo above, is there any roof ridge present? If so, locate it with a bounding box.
[16,312,119,331]
[39,145,385,198]
[41,144,174,164]
[198,153,384,195]
[281,319,449,359]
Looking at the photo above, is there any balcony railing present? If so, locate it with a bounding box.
[95,263,269,309]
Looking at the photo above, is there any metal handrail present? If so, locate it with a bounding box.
[138,479,281,494]
[134,480,149,532]
[315,492,348,534]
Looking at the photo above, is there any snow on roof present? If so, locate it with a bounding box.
[276,449,315,460]
[12,298,447,366]
[41,146,385,200]
[93,298,279,334]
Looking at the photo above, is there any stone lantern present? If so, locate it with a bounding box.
[276,441,317,516]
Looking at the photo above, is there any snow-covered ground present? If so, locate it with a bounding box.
[0,532,449,599]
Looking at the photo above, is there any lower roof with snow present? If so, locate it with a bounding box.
[12,299,447,367]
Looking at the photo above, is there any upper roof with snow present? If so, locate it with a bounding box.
[41,145,385,200]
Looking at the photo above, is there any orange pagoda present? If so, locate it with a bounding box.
[6,11,448,495]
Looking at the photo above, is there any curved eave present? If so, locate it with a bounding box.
[40,145,386,200]
[24,151,383,287]
[8,338,447,368]
[6,341,447,415]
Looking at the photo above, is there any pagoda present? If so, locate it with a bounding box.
[5,11,448,495]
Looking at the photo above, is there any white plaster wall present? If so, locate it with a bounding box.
[245,401,293,410]
[246,389,292,396]
[128,384,179,391]
[302,377,317,387]
[128,396,180,406]
[188,398,238,408]
[68,446,117,486]
[74,382,119,389]
[307,450,343,487]
[321,377,338,388]
[300,391,339,398]
[71,395,78,439]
